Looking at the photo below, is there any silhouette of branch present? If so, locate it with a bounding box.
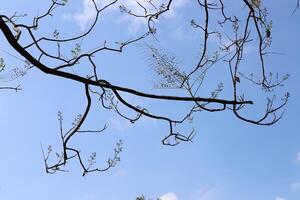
[0,0,290,175]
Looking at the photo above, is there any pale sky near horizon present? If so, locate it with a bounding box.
[0,1,300,200]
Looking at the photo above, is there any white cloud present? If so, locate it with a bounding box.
[197,188,219,200]
[109,116,131,132]
[118,0,189,18]
[191,186,221,200]
[116,0,189,33]
[65,0,188,32]
[160,192,178,200]
[163,0,189,18]
[63,0,99,31]
[291,182,300,190]
[114,168,128,177]
[296,152,300,164]
[275,197,286,200]
[81,193,97,200]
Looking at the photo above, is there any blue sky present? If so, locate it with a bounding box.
[0,0,300,200]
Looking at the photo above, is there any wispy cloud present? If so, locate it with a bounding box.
[196,188,219,200]
[291,182,300,190]
[157,188,220,200]
[64,0,99,31]
[65,0,189,32]
[275,197,286,200]
[296,152,300,164]
[160,192,178,200]
[163,0,189,18]
[81,193,97,200]
[118,0,189,19]
[118,0,189,33]
[113,168,128,178]
[109,116,131,132]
